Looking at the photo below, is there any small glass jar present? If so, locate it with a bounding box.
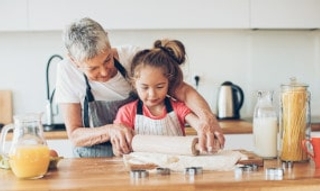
[279,78,311,163]
[253,90,278,159]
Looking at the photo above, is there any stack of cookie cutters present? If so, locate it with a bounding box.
[156,167,171,175]
[265,168,284,180]
[234,164,259,178]
[184,167,203,176]
[130,169,149,179]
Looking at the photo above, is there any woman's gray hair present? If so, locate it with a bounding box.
[63,17,111,62]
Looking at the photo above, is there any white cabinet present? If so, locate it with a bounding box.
[28,0,87,31]
[2,0,320,31]
[250,0,320,29]
[28,0,250,30]
[0,0,28,31]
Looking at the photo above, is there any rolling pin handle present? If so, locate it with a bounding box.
[195,143,200,151]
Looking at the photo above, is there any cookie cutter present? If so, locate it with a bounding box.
[282,161,294,169]
[235,164,259,173]
[156,167,171,175]
[265,168,284,180]
[130,169,149,178]
[234,164,259,178]
[184,167,203,176]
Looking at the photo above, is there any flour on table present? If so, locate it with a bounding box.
[123,150,247,171]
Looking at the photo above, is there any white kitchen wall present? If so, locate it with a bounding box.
[0,29,320,124]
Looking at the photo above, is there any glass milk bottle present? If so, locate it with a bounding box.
[253,90,278,159]
[279,78,311,164]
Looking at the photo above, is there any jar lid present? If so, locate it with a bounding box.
[281,77,308,88]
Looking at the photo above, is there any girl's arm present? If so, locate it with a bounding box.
[173,82,225,152]
[185,113,222,153]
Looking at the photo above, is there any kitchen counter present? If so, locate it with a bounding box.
[42,120,254,139]
[186,119,320,136]
[3,119,320,140]
[1,157,320,191]
[2,120,253,140]
[1,120,253,140]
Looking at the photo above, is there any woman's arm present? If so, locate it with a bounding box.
[59,103,133,154]
[185,113,222,153]
[173,82,225,152]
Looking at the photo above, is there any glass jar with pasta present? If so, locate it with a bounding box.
[279,77,311,163]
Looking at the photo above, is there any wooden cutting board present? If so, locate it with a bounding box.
[0,90,13,124]
[237,150,264,167]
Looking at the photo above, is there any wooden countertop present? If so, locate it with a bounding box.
[185,120,253,135]
[186,120,320,136]
[43,130,68,140]
[47,120,254,139]
[41,120,253,139]
[1,157,320,191]
[3,119,320,140]
[2,120,253,140]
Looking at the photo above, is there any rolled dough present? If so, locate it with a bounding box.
[124,150,247,171]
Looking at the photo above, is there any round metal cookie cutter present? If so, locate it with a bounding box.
[130,169,149,178]
[235,164,259,173]
[156,167,171,175]
[265,168,284,180]
[282,161,294,168]
[184,167,203,176]
[245,164,259,171]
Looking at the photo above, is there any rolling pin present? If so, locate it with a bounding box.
[131,135,200,156]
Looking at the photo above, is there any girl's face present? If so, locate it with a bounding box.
[73,48,117,82]
[134,66,169,108]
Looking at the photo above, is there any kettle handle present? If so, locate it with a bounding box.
[232,84,244,111]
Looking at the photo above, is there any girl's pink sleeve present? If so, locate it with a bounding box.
[171,100,192,135]
[113,101,137,129]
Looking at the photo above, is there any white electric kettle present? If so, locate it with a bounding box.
[216,81,244,120]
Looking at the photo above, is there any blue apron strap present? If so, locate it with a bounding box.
[137,99,143,115]
[164,97,173,112]
[114,58,127,78]
[83,74,94,127]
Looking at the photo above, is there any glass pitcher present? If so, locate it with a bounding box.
[0,113,50,179]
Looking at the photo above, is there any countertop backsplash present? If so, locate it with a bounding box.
[0,29,320,123]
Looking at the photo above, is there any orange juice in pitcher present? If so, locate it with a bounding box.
[0,113,50,179]
[9,145,50,179]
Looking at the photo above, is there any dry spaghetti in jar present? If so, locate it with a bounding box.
[279,78,311,162]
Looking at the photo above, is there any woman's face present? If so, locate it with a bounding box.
[134,66,169,108]
[75,48,117,82]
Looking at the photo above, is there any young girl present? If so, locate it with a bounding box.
[113,39,200,139]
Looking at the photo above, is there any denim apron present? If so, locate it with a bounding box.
[134,97,183,136]
[74,59,137,157]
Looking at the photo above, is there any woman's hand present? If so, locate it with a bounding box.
[196,112,225,153]
[172,82,225,153]
[186,111,225,153]
[108,124,134,156]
